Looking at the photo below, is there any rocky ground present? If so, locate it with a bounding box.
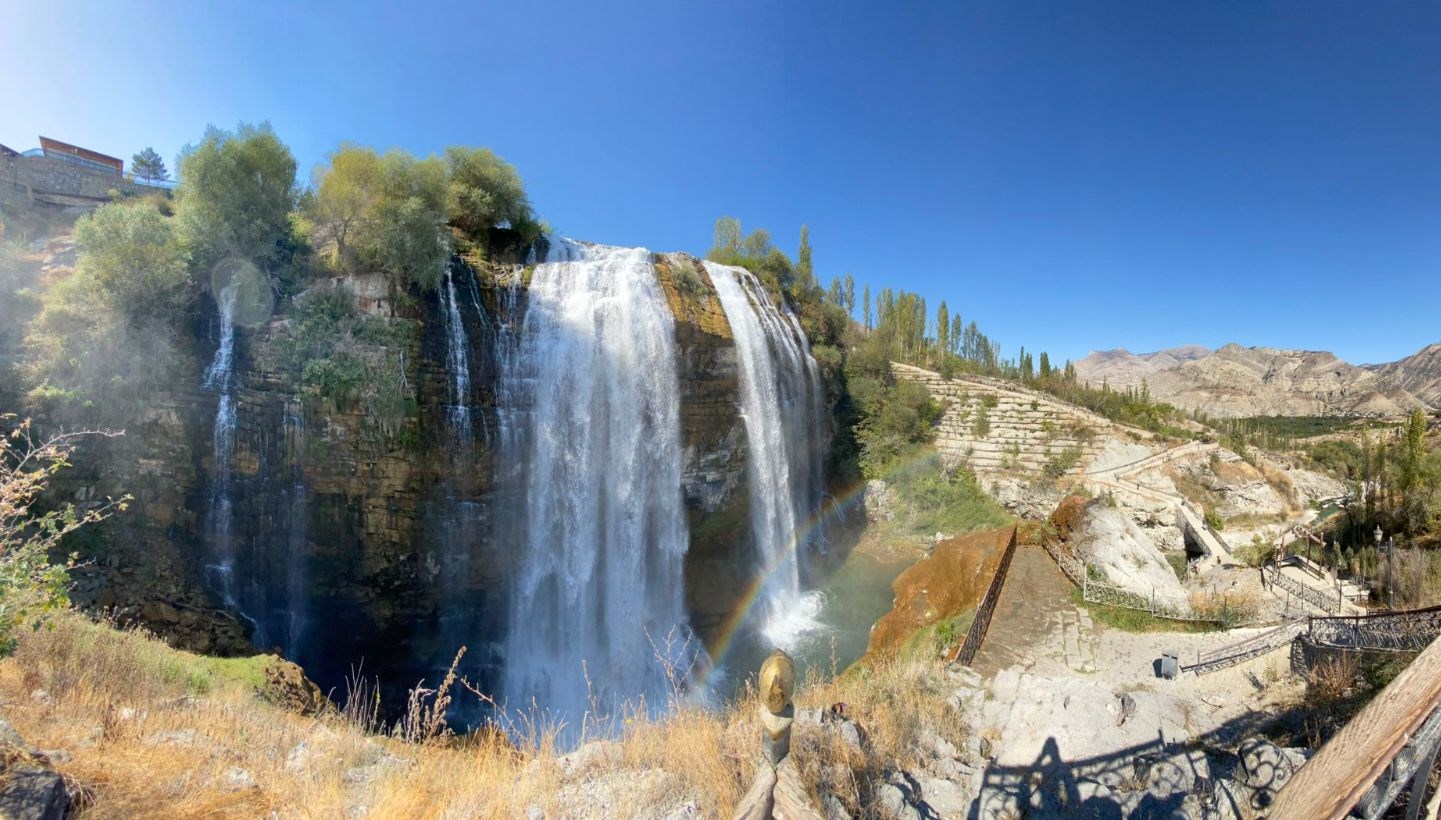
[872,546,1312,819]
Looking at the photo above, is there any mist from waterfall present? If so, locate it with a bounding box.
[705,262,827,650]
[436,259,484,672]
[497,238,698,732]
[203,284,239,610]
[282,400,309,659]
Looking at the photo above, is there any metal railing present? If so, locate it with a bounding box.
[1186,620,1306,675]
[1307,604,1441,653]
[1080,572,1238,624]
[1264,564,1343,614]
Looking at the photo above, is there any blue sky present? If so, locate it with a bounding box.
[4,1,1438,365]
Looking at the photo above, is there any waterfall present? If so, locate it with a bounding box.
[441,262,472,439]
[203,284,239,610]
[704,262,827,649]
[498,238,698,731]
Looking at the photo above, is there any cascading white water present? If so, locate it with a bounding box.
[441,263,472,438]
[704,262,827,649]
[203,284,239,609]
[498,238,698,730]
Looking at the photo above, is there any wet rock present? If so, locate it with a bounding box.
[863,480,897,523]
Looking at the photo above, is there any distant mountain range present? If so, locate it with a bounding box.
[1075,342,1439,418]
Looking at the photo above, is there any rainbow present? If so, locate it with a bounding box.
[694,445,961,686]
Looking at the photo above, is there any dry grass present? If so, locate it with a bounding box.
[0,614,968,817]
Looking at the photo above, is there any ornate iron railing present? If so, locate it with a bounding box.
[1186,620,1306,675]
[1307,604,1441,653]
[1263,565,1342,614]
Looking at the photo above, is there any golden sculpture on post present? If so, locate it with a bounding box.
[758,649,796,765]
[734,649,823,819]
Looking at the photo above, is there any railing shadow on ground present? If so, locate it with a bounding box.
[964,706,1300,820]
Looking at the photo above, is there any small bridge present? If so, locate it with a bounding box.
[1186,603,1441,676]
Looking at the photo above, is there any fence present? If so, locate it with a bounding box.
[1307,604,1441,653]
[1262,565,1343,615]
[1186,620,1306,675]
[1080,573,1235,625]
[953,526,1018,666]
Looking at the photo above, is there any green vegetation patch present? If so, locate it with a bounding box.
[267,288,418,442]
[879,446,1014,537]
[898,610,976,662]
[1071,588,1220,634]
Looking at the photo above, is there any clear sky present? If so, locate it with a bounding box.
[4,1,1438,365]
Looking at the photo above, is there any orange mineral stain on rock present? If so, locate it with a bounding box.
[863,525,1015,660]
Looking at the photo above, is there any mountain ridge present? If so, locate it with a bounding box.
[1075,341,1436,418]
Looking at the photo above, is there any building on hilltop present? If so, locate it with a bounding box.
[37,136,124,176]
[1,134,151,213]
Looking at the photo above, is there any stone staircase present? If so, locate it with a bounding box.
[892,363,1131,476]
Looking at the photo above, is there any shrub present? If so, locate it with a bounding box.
[72,199,192,317]
[0,417,127,654]
[445,146,536,244]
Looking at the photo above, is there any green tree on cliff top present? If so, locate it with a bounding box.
[131,147,168,183]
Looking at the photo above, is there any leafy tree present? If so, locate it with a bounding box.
[863,284,872,330]
[713,216,742,258]
[828,276,842,305]
[71,199,191,317]
[305,145,383,270]
[306,146,449,289]
[23,199,195,423]
[843,273,855,317]
[0,416,127,654]
[175,123,299,290]
[130,147,168,183]
[445,146,535,245]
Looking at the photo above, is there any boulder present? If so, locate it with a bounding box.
[1077,501,1188,608]
[263,658,329,716]
[863,479,897,523]
[0,764,66,820]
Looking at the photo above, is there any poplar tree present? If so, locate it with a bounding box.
[936,301,950,360]
[863,284,872,330]
[843,273,855,317]
[797,225,815,294]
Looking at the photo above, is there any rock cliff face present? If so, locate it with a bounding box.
[1370,343,1441,408]
[1079,343,1430,418]
[46,246,820,702]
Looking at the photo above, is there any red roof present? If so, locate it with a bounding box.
[39,136,123,174]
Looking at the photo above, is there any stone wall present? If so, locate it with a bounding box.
[893,363,1121,476]
[1,154,155,209]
